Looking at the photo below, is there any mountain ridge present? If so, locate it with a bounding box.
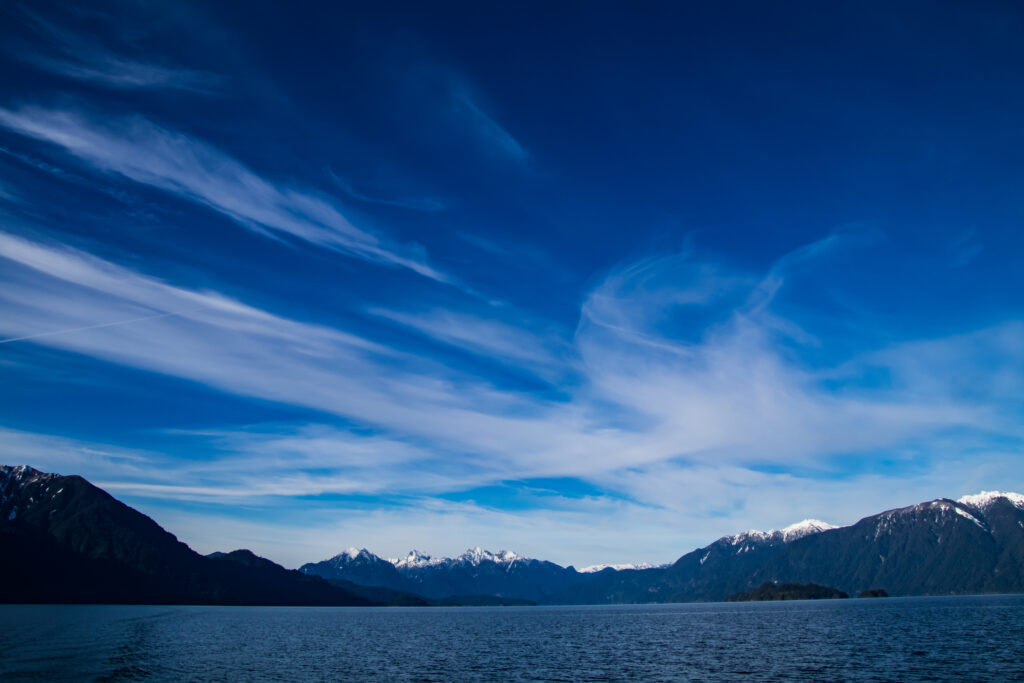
[301,545,589,601]
[4,464,1023,605]
[0,465,370,605]
[547,492,1024,604]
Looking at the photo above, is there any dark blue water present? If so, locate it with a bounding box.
[1,595,1022,681]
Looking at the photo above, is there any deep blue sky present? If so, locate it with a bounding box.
[1,0,1023,567]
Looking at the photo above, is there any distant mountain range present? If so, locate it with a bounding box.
[300,547,596,602]
[3,464,1023,605]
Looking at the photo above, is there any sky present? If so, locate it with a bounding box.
[1,0,1023,569]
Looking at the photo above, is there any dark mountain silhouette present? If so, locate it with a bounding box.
[749,495,1024,596]
[0,465,368,605]
[548,520,837,604]
[547,494,1024,603]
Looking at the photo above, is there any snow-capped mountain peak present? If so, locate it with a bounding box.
[780,519,838,542]
[339,547,373,561]
[1,465,65,519]
[957,491,1024,511]
[390,549,440,569]
[320,547,388,568]
[1,465,59,491]
[389,548,529,569]
[722,518,837,550]
[457,547,523,566]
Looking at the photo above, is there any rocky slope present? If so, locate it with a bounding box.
[0,465,369,605]
[547,495,1024,603]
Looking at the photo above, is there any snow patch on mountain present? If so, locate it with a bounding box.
[724,519,837,548]
[1,465,64,515]
[870,498,1004,540]
[459,547,523,566]
[578,562,662,573]
[957,491,1024,511]
[390,550,441,569]
[322,547,383,566]
[953,506,986,529]
[780,519,838,541]
[389,547,529,569]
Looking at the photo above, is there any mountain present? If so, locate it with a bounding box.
[547,519,838,604]
[391,548,589,601]
[300,547,411,590]
[302,547,592,601]
[0,465,369,605]
[5,464,1023,605]
[548,495,1024,603]
[747,493,1024,596]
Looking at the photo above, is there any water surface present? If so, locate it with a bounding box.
[2,595,1022,681]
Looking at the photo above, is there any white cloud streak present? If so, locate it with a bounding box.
[10,9,220,92]
[454,93,529,163]
[370,307,569,379]
[1,231,1022,564]
[23,52,220,91]
[2,231,1016,471]
[328,171,446,212]
[0,106,448,282]
[5,425,1018,569]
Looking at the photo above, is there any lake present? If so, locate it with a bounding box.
[1,595,1022,681]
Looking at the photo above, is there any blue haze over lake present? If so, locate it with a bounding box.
[2,596,1022,681]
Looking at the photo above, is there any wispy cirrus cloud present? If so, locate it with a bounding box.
[2,229,1017,479]
[328,171,446,212]
[370,306,570,380]
[0,427,160,479]
[452,91,529,163]
[0,229,588,475]
[8,8,220,92]
[4,423,1020,569]
[948,228,984,269]
[23,52,220,91]
[2,228,1023,564]
[0,106,449,282]
[397,61,529,164]
[574,247,1014,462]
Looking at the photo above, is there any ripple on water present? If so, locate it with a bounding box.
[0,596,1023,682]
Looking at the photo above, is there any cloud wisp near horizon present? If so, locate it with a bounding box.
[2,222,1021,566]
[1,1,1023,568]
